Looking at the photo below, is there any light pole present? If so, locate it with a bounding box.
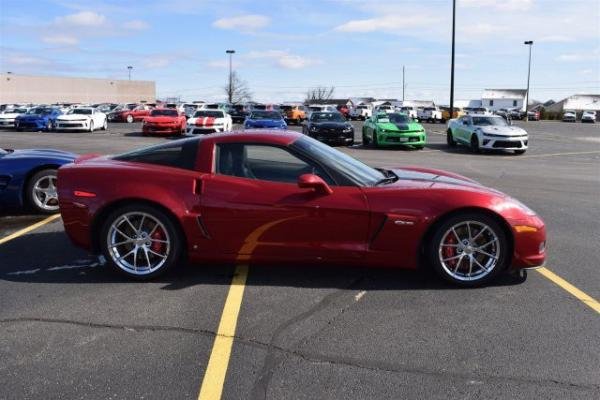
[226,50,235,103]
[449,0,456,118]
[524,41,533,122]
[127,65,133,81]
[402,65,405,102]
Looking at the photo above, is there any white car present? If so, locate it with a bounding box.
[374,104,395,114]
[447,114,528,154]
[581,110,596,123]
[186,109,232,134]
[349,104,372,120]
[55,107,108,132]
[562,110,577,122]
[418,106,444,123]
[400,106,418,120]
[0,107,29,128]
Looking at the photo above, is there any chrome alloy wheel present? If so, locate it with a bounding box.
[32,175,59,211]
[107,212,171,275]
[438,221,500,282]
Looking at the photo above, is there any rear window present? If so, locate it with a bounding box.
[113,137,200,170]
[151,109,178,117]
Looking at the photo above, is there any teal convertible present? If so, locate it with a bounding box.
[362,112,426,149]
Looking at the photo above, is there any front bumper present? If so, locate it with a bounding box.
[0,119,16,128]
[143,124,182,135]
[310,131,354,144]
[56,121,88,130]
[188,126,225,135]
[15,120,49,130]
[510,215,546,269]
[244,125,286,130]
[378,132,426,146]
[481,135,528,150]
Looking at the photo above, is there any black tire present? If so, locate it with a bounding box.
[447,130,456,147]
[470,134,480,153]
[372,130,379,147]
[99,204,183,280]
[426,212,509,287]
[89,121,94,132]
[362,130,370,146]
[347,139,355,146]
[514,149,526,155]
[45,120,53,131]
[102,119,108,130]
[414,145,424,150]
[25,169,59,214]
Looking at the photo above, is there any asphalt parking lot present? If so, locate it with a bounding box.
[1,121,599,399]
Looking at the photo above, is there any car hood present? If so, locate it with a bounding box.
[189,117,225,126]
[2,148,77,162]
[0,113,23,118]
[144,116,179,123]
[57,114,91,120]
[479,126,527,136]
[18,114,47,120]
[377,121,422,131]
[311,122,350,129]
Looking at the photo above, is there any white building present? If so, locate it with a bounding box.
[547,94,600,112]
[481,89,527,112]
[454,99,482,109]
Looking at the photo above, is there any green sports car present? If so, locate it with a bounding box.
[362,112,426,149]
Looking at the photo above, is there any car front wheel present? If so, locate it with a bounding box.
[447,130,456,147]
[427,213,509,287]
[126,115,134,123]
[26,169,59,214]
[100,204,183,280]
[470,134,480,153]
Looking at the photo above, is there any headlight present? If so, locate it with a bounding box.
[510,197,537,216]
[343,126,353,132]
[310,126,318,131]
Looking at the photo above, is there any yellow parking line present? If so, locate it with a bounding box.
[521,150,600,159]
[537,267,600,314]
[198,264,249,400]
[0,214,61,246]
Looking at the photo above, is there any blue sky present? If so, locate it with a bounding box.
[1,0,598,103]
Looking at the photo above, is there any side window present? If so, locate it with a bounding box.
[489,100,494,106]
[513,100,517,107]
[216,144,333,185]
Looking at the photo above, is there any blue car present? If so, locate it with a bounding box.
[244,110,287,130]
[0,148,77,214]
[15,107,62,131]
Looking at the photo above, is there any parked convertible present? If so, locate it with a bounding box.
[447,114,528,154]
[57,131,546,286]
[15,107,62,131]
[244,110,287,130]
[1,147,76,213]
[362,113,426,149]
[303,111,354,146]
[142,108,186,136]
[55,107,108,132]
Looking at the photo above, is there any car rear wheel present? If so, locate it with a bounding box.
[89,121,94,132]
[470,135,480,153]
[446,130,456,147]
[427,213,509,287]
[100,204,183,280]
[126,115,134,123]
[372,130,379,147]
[26,169,59,214]
[514,149,526,155]
[102,119,108,130]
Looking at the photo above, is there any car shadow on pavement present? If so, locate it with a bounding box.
[425,143,523,156]
[0,231,528,290]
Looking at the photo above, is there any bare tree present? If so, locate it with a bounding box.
[305,86,335,103]
[224,71,252,104]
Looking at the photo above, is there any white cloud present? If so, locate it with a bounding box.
[334,15,438,33]
[459,23,507,36]
[557,49,600,62]
[5,54,47,65]
[123,20,149,30]
[41,34,79,45]
[212,15,270,31]
[54,11,107,27]
[459,0,534,11]
[538,35,574,43]
[247,50,321,69]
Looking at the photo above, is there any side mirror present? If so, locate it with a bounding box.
[298,174,333,195]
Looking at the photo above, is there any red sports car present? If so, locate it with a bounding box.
[57,131,546,286]
[142,108,186,136]
[113,104,152,123]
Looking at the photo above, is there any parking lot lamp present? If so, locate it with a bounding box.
[226,50,235,103]
[449,0,456,118]
[524,41,533,121]
[127,65,133,81]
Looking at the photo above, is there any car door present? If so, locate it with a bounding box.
[198,142,370,262]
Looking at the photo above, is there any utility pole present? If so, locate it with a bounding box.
[402,65,405,102]
[524,41,533,122]
[450,0,456,118]
[127,65,133,81]
[226,50,235,103]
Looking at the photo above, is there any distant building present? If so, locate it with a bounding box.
[546,94,600,112]
[454,99,482,109]
[481,89,527,111]
[0,74,156,104]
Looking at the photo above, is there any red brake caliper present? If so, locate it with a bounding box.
[151,228,165,254]
[443,234,458,269]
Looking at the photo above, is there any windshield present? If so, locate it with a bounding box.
[0,148,7,155]
[250,111,281,120]
[194,110,223,118]
[27,108,53,115]
[472,116,508,126]
[357,106,368,109]
[292,136,384,186]
[4,108,27,114]
[69,109,92,115]
[280,105,292,111]
[151,109,178,117]
[386,113,410,123]
[400,107,414,111]
[310,112,345,122]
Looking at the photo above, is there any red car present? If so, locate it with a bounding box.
[57,131,546,286]
[337,105,349,118]
[142,108,186,136]
[114,104,152,123]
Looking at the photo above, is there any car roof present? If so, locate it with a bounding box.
[468,113,499,117]
[204,130,300,146]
